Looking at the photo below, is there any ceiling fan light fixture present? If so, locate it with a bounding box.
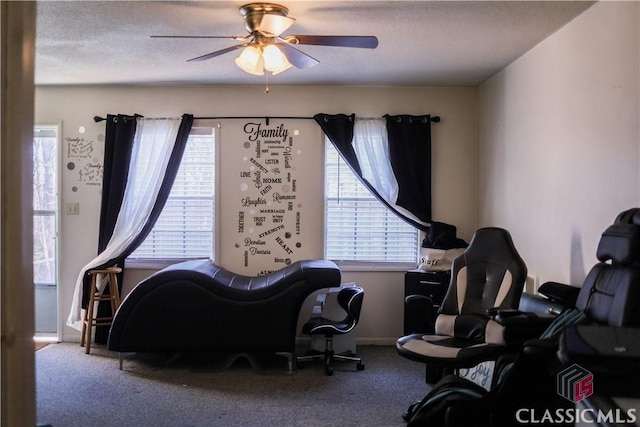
[258,14,295,37]
[262,44,291,75]
[235,45,265,75]
[168,2,378,80]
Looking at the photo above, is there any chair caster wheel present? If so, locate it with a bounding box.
[403,400,421,422]
[357,362,365,371]
[325,367,334,376]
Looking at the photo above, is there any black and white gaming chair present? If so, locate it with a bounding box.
[397,227,527,376]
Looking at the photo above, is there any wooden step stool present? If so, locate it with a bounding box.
[80,267,122,354]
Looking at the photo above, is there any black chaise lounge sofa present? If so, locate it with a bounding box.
[107,259,341,369]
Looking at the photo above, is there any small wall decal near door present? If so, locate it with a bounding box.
[66,136,102,186]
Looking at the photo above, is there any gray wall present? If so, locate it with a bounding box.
[478,1,639,288]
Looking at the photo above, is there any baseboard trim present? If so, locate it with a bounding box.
[295,336,397,346]
[63,335,399,347]
[357,338,398,346]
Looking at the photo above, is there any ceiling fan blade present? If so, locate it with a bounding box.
[258,14,295,37]
[151,35,249,40]
[276,43,319,69]
[187,44,248,62]
[285,35,378,49]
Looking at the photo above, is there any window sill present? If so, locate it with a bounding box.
[126,259,415,273]
[125,258,211,270]
[331,261,417,273]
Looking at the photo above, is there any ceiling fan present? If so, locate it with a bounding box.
[151,2,378,76]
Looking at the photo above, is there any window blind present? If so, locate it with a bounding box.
[130,129,215,260]
[324,140,418,263]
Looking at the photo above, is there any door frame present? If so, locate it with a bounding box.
[0,2,37,425]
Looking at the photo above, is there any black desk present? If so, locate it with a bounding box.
[404,269,450,334]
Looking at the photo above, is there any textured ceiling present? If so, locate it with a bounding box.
[35,1,595,87]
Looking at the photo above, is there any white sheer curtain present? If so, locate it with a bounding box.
[67,118,183,330]
[353,118,398,205]
[353,118,429,228]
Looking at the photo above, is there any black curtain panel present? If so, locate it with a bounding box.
[315,113,433,231]
[91,114,194,343]
[385,114,433,225]
[97,114,138,253]
[82,114,137,322]
[313,113,361,175]
[90,113,136,342]
[87,115,137,342]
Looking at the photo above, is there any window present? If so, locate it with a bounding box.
[33,125,59,334]
[129,127,216,262]
[33,125,58,286]
[324,140,419,265]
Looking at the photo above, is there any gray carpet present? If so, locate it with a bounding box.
[36,343,430,427]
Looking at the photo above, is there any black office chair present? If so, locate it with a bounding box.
[296,286,365,376]
[397,228,527,379]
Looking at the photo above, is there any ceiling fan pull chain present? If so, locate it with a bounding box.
[265,71,270,94]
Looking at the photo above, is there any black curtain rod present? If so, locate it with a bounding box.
[93,114,142,123]
[194,116,311,125]
[194,115,441,123]
[94,115,441,124]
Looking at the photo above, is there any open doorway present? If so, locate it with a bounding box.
[33,124,60,340]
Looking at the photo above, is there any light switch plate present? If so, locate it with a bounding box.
[66,202,79,215]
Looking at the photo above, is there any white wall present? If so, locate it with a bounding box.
[478,1,640,288]
[35,84,478,343]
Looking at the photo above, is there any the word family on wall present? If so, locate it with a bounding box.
[221,120,322,275]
